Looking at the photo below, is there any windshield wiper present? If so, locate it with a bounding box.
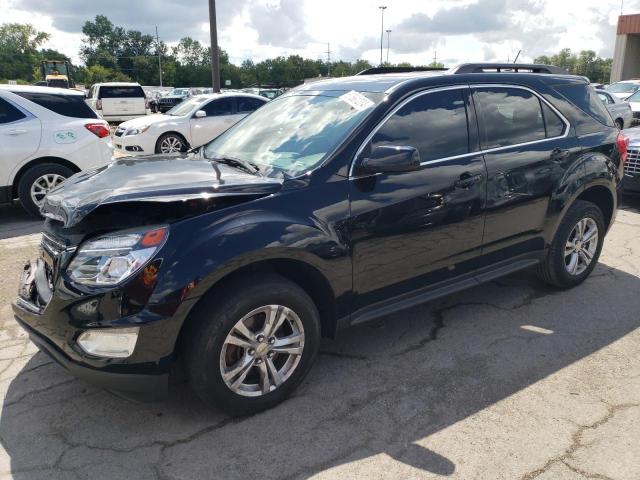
[209,156,262,176]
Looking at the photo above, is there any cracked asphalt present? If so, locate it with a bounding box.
[0,200,639,480]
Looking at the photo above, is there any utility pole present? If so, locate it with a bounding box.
[433,50,437,66]
[155,26,163,87]
[326,43,331,77]
[386,30,391,64]
[208,0,221,92]
[379,6,387,66]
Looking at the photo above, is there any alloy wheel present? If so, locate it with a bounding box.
[220,305,305,397]
[30,174,65,207]
[564,217,598,276]
[160,136,183,153]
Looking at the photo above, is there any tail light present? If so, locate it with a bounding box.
[617,132,629,166]
[96,99,102,110]
[85,123,110,138]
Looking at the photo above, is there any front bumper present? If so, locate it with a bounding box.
[12,260,175,401]
[113,133,155,155]
[14,313,167,401]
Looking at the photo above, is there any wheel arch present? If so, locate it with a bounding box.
[173,257,339,359]
[575,184,615,231]
[11,156,80,199]
[155,131,190,153]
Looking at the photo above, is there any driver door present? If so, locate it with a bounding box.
[349,87,487,313]
[190,97,235,147]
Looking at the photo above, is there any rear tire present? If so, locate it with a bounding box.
[17,163,73,217]
[184,274,321,416]
[537,200,605,289]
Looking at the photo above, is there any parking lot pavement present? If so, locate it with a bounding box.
[0,201,639,480]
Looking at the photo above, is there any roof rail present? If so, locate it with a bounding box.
[356,66,448,76]
[451,63,569,75]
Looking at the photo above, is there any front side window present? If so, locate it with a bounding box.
[203,92,383,178]
[597,92,613,105]
[0,97,26,124]
[371,89,470,162]
[204,98,233,116]
[473,87,549,149]
[13,92,97,119]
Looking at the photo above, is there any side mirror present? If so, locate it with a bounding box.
[358,145,421,174]
[195,110,207,118]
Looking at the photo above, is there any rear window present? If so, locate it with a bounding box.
[98,86,145,99]
[13,92,98,119]
[554,83,614,127]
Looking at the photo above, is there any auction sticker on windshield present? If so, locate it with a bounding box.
[339,91,375,111]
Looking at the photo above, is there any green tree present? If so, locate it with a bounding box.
[0,23,50,81]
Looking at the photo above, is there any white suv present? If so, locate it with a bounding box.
[85,82,150,122]
[0,85,113,216]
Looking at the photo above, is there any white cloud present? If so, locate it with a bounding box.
[1,0,640,66]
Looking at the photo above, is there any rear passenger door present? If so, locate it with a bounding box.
[472,85,575,257]
[350,87,487,312]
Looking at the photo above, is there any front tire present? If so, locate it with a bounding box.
[17,163,73,217]
[155,133,187,154]
[537,200,605,288]
[184,274,321,416]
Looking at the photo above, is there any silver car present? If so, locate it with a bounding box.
[596,89,632,129]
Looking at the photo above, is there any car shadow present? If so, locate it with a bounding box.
[0,264,639,478]
[0,203,42,240]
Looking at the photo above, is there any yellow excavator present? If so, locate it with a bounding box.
[39,60,75,89]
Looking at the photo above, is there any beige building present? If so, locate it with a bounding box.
[611,14,640,82]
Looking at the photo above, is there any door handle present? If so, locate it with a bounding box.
[551,148,570,162]
[454,173,483,189]
[6,129,27,135]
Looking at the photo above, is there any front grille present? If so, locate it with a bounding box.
[41,232,69,256]
[625,148,640,176]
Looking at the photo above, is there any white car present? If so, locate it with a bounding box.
[606,80,640,100]
[85,82,150,122]
[624,89,640,125]
[113,93,267,155]
[0,85,113,216]
[595,89,633,129]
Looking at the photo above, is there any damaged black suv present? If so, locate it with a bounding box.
[14,64,627,415]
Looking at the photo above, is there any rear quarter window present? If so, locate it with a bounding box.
[553,83,614,127]
[13,92,98,119]
[98,86,145,99]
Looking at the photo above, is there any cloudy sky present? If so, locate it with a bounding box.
[1,0,638,66]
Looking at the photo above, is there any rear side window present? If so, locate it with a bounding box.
[13,92,98,119]
[0,97,26,124]
[473,87,547,149]
[541,102,566,138]
[554,84,614,127]
[237,97,265,113]
[204,98,234,116]
[98,86,145,99]
[372,89,470,162]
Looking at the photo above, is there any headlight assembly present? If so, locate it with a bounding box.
[66,226,168,286]
[125,125,151,136]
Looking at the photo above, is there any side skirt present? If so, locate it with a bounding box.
[338,251,545,331]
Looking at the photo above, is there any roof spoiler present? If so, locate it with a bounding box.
[356,66,448,76]
[450,63,569,75]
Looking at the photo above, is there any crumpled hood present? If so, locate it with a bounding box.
[41,153,283,228]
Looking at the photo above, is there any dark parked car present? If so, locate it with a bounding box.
[621,127,640,194]
[157,88,191,112]
[14,64,627,415]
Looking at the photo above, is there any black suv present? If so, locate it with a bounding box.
[13,64,628,415]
